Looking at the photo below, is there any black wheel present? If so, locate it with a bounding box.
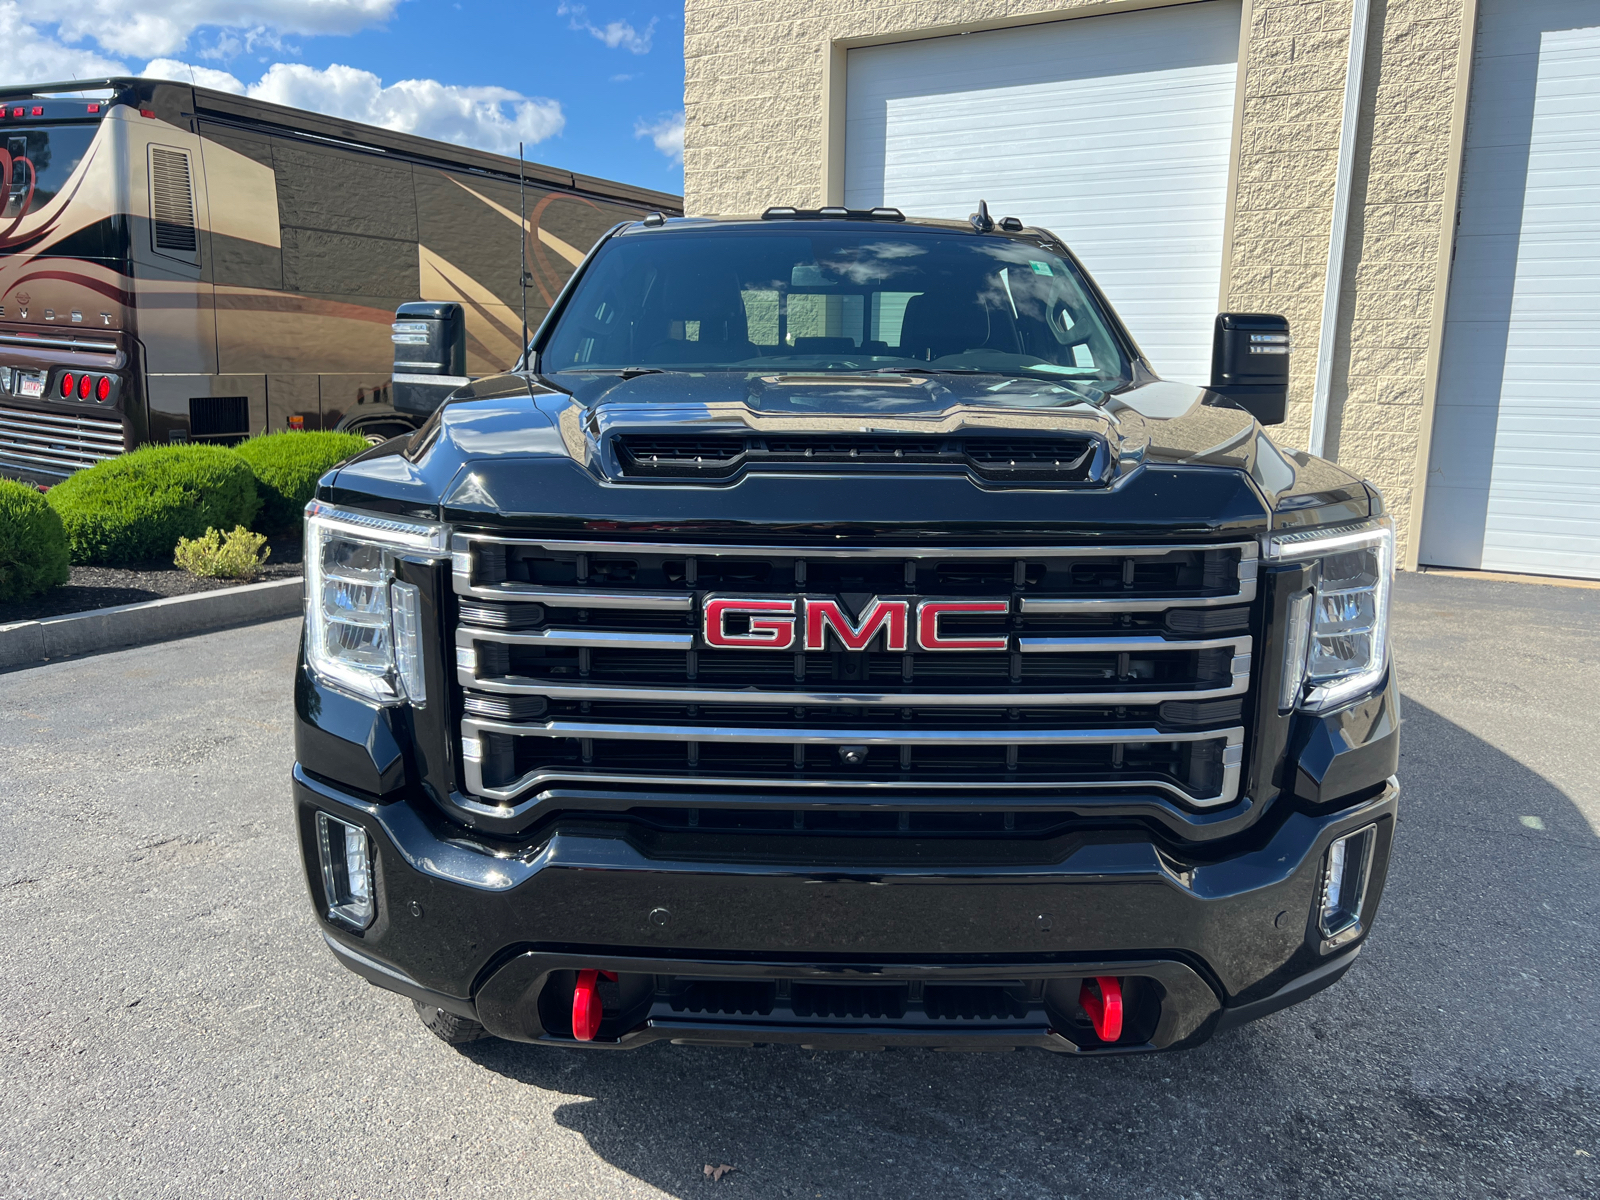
[413,999,491,1045]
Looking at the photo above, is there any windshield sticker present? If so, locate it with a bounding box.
[1029,261,1054,276]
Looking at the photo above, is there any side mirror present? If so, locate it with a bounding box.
[391,301,467,417]
[1209,313,1289,425]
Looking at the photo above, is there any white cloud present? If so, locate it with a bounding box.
[635,111,683,166]
[0,3,128,82]
[48,0,400,60]
[558,3,655,54]
[141,58,248,92]
[2,4,565,158]
[137,59,565,154]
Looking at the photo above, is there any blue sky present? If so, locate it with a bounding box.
[1,1,686,192]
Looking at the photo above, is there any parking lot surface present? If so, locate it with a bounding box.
[1,571,1596,1199]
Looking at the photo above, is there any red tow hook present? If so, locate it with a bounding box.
[572,969,618,1041]
[1080,976,1124,1043]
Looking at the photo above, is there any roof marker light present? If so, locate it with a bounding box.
[87,104,101,114]
[30,106,43,116]
[97,375,112,402]
[60,373,75,397]
[78,374,92,399]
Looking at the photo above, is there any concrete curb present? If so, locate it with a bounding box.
[0,577,303,671]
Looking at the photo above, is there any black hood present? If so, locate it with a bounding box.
[325,371,1373,538]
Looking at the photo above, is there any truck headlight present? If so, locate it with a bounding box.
[1270,516,1393,712]
[304,501,448,705]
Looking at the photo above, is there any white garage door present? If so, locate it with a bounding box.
[844,1,1241,385]
[1420,0,1600,579]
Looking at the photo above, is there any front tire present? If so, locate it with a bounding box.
[413,1000,491,1045]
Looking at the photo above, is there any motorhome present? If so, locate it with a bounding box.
[0,77,680,481]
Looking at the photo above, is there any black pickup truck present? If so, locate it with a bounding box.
[293,206,1398,1054]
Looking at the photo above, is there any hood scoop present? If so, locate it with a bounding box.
[614,432,1102,484]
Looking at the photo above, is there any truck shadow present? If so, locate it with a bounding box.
[460,697,1599,1199]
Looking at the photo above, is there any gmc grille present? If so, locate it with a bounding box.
[450,537,1256,813]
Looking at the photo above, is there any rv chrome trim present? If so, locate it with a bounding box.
[391,372,472,388]
[0,333,119,354]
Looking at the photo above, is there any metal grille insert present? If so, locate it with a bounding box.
[451,536,1256,811]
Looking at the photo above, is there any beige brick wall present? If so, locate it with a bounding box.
[684,0,1471,562]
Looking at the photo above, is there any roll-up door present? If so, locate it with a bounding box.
[843,1,1241,384]
[1421,0,1600,579]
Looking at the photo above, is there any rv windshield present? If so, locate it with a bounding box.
[2,123,100,228]
[539,228,1130,384]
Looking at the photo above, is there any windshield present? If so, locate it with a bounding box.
[539,228,1130,384]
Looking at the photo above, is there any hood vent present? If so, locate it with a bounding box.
[615,434,1098,483]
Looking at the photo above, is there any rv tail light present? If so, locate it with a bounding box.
[1318,824,1377,952]
[78,374,92,399]
[316,812,375,930]
[60,373,75,397]
[96,376,111,401]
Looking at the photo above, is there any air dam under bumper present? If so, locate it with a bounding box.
[296,768,1396,1054]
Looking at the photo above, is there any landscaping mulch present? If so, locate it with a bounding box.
[0,536,303,625]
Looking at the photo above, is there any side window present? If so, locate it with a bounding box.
[148,146,199,264]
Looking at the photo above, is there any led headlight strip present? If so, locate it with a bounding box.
[303,501,449,705]
[1269,516,1394,712]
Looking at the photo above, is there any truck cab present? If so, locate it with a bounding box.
[293,207,1398,1054]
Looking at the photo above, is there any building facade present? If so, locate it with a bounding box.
[683,0,1600,579]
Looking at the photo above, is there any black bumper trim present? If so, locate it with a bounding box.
[320,932,479,1020]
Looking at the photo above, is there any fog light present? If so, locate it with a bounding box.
[317,812,375,930]
[1318,824,1376,951]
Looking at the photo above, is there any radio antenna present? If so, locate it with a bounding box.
[518,141,529,370]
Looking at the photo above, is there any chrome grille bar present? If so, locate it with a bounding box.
[455,628,1251,706]
[460,717,1245,808]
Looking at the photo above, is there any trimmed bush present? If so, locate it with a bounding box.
[175,525,271,580]
[235,431,371,533]
[0,479,71,602]
[46,444,260,566]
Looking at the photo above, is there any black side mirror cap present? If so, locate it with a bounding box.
[1209,312,1290,426]
[391,302,467,416]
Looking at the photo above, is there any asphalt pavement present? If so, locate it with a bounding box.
[1,570,1596,1199]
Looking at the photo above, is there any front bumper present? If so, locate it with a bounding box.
[295,766,1396,1053]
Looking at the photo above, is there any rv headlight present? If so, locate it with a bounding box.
[303,501,447,705]
[1270,516,1394,712]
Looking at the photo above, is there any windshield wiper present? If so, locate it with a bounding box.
[562,367,666,379]
[870,366,989,376]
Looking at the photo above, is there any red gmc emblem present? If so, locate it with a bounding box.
[702,596,1010,652]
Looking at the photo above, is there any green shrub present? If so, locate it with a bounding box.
[46,444,260,566]
[0,479,71,602]
[174,525,271,580]
[235,431,371,533]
